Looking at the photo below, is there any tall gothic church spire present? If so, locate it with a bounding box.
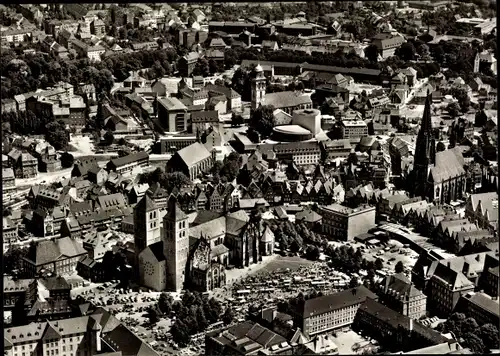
[408,90,436,199]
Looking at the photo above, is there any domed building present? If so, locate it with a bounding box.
[271,109,322,142]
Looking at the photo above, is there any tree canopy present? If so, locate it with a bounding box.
[248,105,276,139]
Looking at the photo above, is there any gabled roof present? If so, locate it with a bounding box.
[300,286,377,318]
[26,237,87,267]
[109,151,149,168]
[134,195,157,213]
[175,142,211,168]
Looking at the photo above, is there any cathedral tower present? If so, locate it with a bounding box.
[408,91,435,199]
[251,64,266,110]
[133,195,161,253]
[163,196,189,292]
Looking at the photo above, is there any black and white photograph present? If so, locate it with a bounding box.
[1,1,498,355]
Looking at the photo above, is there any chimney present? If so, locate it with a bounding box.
[409,318,413,332]
[447,261,451,268]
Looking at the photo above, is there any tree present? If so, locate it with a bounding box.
[45,121,69,150]
[146,307,160,324]
[365,44,379,63]
[60,151,74,168]
[171,320,191,347]
[395,42,417,61]
[349,276,359,288]
[305,245,320,261]
[463,332,486,354]
[196,306,209,331]
[447,102,460,118]
[158,292,173,316]
[375,258,383,270]
[290,239,301,254]
[395,261,404,273]
[231,112,244,127]
[222,306,234,325]
[103,131,114,146]
[480,324,500,350]
[249,105,276,139]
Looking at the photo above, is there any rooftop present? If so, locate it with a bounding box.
[299,286,377,318]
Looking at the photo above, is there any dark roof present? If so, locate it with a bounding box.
[26,237,87,266]
[109,151,149,168]
[41,276,70,291]
[104,324,158,356]
[300,286,377,318]
[147,241,165,262]
[191,110,219,123]
[191,210,224,226]
[134,195,157,213]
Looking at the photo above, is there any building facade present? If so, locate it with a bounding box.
[291,287,378,337]
[318,204,376,240]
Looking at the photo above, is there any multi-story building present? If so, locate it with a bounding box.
[341,120,368,139]
[465,192,498,234]
[455,291,499,327]
[178,52,200,77]
[320,139,352,161]
[3,167,16,195]
[21,237,87,277]
[166,142,215,181]
[106,151,149,175]
[3,217,18,244]
[371,32,405,59]
[4,309,159,356]
[4,317,100,356]
[378,273,427,320]
[205,320,297,356]
[157,97,189,132]
[70,38,105,61]
[426,262,476,317]
[18,153,38,178]
[270,141,321,166]
[290,286,378,337]
[479,253,499,297]
[0,27,32,44]
[318,204,376,240]
[3,277,32,311]
[353,298,451,353]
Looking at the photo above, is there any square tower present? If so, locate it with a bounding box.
[251,64,266,110]
[163,196,189,292]
[133,195,161,253]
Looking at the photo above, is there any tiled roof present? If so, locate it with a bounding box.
[210,321,286,352]
[300,286,377,318]
[40,276,70,291]
[26,237,87,266]
[191,110,219,123]
[176,142,211,168]
[469,192,498,223]
[465,292,500,317]
[3,276,33,293]
[429,149,465,183]
[134,195,157,213]
[98,193,126,211]
[264,91,312,109]
[158,96,187,111]
[109,151,149,168]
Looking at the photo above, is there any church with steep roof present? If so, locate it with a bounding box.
[133,195,275,292]
[407,92,467,204]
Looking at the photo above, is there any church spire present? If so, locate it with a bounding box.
[420,90,433,134]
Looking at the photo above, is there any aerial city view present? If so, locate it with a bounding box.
[1,1,498,355]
